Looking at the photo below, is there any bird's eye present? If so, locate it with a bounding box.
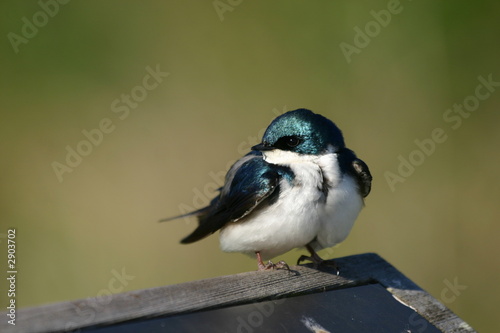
[286,136,300,147]
[274,136,302,150]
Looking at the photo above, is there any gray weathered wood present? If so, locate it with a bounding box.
[0,253,475,333]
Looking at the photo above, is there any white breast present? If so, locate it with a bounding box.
[314,174,363,251]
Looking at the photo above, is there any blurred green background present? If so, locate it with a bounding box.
[1,1,499,331]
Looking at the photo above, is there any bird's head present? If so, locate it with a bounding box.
[252,109,345,165]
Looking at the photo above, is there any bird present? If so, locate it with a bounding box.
[160,108,372,272]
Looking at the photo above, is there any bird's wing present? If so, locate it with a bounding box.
[338,148,372,198]
[180,153,280,244]
[351,157,372,197]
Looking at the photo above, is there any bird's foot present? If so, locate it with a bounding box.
[297,255,338,271]
[255,251,289,271]
[297,245,339,275]
[257,260,290,271]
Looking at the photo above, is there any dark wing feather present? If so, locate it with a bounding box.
[338,148,372,198]
[180,153,280,244]
[352,158,372,197]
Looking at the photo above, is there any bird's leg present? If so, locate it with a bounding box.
[297,244,339,274]
[256,251,270,270]
[255,251,289,271]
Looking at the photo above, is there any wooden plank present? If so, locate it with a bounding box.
[0,253,475,333]
[84,283,445,333]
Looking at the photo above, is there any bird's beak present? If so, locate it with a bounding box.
[251,143,275,151]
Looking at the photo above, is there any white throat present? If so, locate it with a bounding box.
[262,146,342,189]
[262,149,318,165]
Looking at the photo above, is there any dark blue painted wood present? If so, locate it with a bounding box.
[83,283,440,333]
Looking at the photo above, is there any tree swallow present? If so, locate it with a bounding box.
[161,109,372,271]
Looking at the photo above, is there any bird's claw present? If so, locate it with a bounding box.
[297,254,339,275]
[258,260,290,271]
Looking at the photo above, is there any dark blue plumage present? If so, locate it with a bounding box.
[257,109,345,154]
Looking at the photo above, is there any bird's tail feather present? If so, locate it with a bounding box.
[158,212,194,223]
[158,206,209,223]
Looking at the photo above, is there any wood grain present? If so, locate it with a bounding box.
[0,253,475,333]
